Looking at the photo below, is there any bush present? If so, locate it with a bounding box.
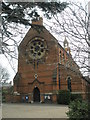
[71,93,82,101]
[57,90,71,105]
[66,99,89,119]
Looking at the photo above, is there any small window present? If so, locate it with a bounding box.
[67,76,72,92]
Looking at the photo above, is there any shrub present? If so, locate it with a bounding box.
[71,93,82,101]
[57,90,71,105]
[66,99,89,120]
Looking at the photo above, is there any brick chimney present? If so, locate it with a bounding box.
[32,17,43,26]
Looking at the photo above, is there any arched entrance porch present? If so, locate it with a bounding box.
[33,87,40,102]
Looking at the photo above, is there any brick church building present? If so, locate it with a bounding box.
[13,17,87,103]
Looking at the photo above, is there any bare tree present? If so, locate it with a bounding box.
[0,64,9,83]
[44,1,90,77]
[1,1,90,78]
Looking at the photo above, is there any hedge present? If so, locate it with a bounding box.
[57,90,71,105]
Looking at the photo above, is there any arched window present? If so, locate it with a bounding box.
[67,76,72,92]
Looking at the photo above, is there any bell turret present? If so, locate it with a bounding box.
[63,37,71,54]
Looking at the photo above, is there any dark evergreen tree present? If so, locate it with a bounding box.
[2,2,68,36]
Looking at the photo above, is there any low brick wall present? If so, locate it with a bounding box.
[5,94,21,103]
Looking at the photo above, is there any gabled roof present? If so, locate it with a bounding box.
[19,24,59,49]
[18,20,81,77]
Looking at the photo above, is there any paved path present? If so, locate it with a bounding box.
[2,103,68,118]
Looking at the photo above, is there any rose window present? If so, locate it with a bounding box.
[26,37,47,60]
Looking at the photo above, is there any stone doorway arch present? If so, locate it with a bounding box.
[33,87,40,102]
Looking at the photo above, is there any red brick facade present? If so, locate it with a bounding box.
[13,18,87,103]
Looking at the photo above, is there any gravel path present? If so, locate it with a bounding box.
[2,103,69,118]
